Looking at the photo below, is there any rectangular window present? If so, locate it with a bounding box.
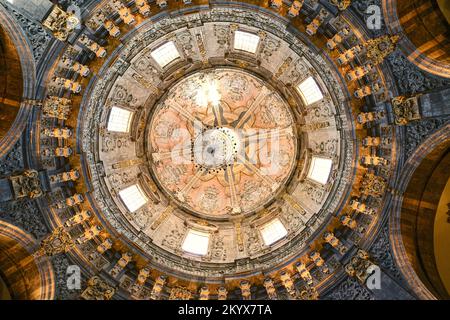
[150,41,180,67]
[296,76,324,106]
[118,184,148,213]
[182,229,210,256]
[234,30,260,54]
[307,156,333,185]
[107,107,133,133]
[260,218,288,246]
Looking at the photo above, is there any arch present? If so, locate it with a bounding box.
[389,124,450,300]
[0,220,55,300]
[383,0,450,79]
[0,6,36,159]
[0,23,23,141]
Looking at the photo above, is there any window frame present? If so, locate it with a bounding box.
[118,184,149,213]
[307,156,333,185]
[296,76,324,106]
[107,106,134,133]
[150,41,181,68]
[181,229,210,256]
[233,30,261,54]
[259,218,288,246]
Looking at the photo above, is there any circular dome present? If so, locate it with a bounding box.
[149,68,297,218]
[6,0,441,301]
[80,8,354,281]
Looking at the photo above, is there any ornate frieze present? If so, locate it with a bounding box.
[41,96,72,120]
[366,35,399,66]
[150,275,166,300]
[240,280,252,300]
[369,226,404,282]
[359,173,386,198]
[404,117,450,159]
[42,5,79,41]
[263,278,278,300]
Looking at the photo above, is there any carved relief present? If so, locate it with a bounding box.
[359,173,386,198]
[129,207,153,230]
[9,170,43,199]
[312,139,338,156]
[110,84,138,108]
[392,95,421,125]
[169,286,192,300]
[281,206,305,234]
[345,250,377,284]
[324,277,373,300]
[132,52,160,83]
[101,134,130,153]
[301,182,326,205]
[245,226,261,255]
[209,233,227,261]
[213,25,230,50]
[176,30,195,57]
[261,37,281,62]
[161,225,185,251]
[35,227,75,257]
[3,5,52,62]
[42,5,79,41]
[81,276,116,300]
[0,140,24,176]
[108,170,135,187]
[0,199,48,239]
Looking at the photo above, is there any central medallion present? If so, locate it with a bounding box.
[148,68,298,218]
[193,127,241,170]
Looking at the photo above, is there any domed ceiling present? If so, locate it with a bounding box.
[5,0,447,301]
[80,13,354,281]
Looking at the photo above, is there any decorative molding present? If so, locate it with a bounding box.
[2,3,52,62]
[387,50,450,95]
[0,139,24,177]
[404,117,450,159]
[0,199,48,239]
[323,276,373,300]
